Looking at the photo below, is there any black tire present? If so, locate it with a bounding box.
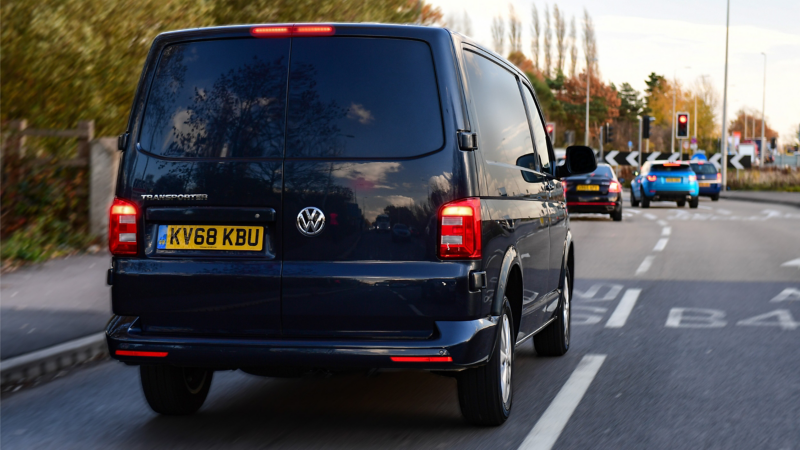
[641,191,650,208]
[457,298,515,426]
[711,194,720,201]
[611,208,623,222]
[677,200,686,207]
[630,191,640,207]
[689,196,699,208]
[534,267,571,356]
[140,365,213,415]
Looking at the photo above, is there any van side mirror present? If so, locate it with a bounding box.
[556,145,597,178]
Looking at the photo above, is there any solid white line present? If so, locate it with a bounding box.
[661,227,671,236]
[653,238,669,251]
[518,354,607,450]
[635,256,654,275]
[605,288,642,328]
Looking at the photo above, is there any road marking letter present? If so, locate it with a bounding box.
[666,308,727,328]
[770,288,800,302]
[737,310,799,330]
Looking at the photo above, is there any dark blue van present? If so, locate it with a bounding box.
[107,23,595,425]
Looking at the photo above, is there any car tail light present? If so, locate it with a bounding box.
[717,173,722,182]
[689,174,697,182]
[663,162,681,167]
[251,25,335,38]
[438,198,481,260]
[608,181,622,193]
[646,175,657,182]
[109,198,138,255]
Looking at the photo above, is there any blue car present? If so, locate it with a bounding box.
[690,161,721,201]
[631,161,699,208]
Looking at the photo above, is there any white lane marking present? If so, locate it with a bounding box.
[635,256,654,275]
[657,219,668,226]
[653,238,669,252]
[661,227,671,236]
[781,258,800,268]
[698,205,713,210]
[518,354,607,450]
[605,288,642,328]
[572,306,608,325]
[771,288,800,302]
[573,283,623,301]
[666,308,727,328]
[716,208,731,215]
[643,213,657,220]
[627,209,641,215]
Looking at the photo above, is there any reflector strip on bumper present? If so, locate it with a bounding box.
[390,356,452,362]
[115,350,168,357]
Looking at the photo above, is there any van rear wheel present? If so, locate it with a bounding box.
[140,365,213,415]
[457,298,515,426]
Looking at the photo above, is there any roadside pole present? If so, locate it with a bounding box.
[599,126,604,161]
[720,0,731,188]
[638,117,643,168]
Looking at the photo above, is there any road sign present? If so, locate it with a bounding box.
[626,151,639,167]
[682,141,690,150]
[709,153,751,169]
[628,141,633,150]
[604,150,619,166]
[597,151,752,168]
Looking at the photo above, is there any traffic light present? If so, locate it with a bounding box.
[676,112,689,138]
[604,123,614,143]
[770,137,777,149]
[642,115,650,139]
[545,122,555,142]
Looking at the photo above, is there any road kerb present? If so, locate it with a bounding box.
[1,332,107,387]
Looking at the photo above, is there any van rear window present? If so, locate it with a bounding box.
[286,38,443,159]
[139,39,290,158]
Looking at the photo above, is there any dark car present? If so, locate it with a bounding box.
[564,163,623,221]
[689,161,721,201]
[391,223,411,242]
[106,23,596,426]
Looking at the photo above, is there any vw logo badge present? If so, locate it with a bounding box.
[296,207,325,236]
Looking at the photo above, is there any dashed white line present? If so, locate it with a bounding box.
[605,288,642,328]
[643,213,657,220]
[653,238,669,251]
[698,205,713,210]
[661,227,671,236]
[636,256,655,275]
[657,219,668,226]
[518,354,607,450]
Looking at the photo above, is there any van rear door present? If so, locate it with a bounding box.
[113,37,289,337]
[280,36,450,339]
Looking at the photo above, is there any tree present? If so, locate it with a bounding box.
[556,71,620,145]
[543,4,552,77]
[615,83,644,123]
[582,8,598,76]
[508,5,522,53]
[554,5,566,75]
[491,16,505,54]
[569,16,578,79]
[531,5,540,71]
[729,109,779,141]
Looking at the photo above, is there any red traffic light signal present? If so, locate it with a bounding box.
[545,122,555,142]
[676,112,689,138]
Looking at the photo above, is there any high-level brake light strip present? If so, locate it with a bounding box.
[518,354,607,450]
[606,289,642,328]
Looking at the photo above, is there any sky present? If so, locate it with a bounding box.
[428,0,800,145]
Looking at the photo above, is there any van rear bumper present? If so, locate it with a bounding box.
[106,315,498,370]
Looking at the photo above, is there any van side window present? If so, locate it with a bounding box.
[522,86,553,175]
[463,50,535,197]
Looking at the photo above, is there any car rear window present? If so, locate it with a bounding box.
[651,164,692,172]
[691,163,717,174]
[139,39,290,158]
[587,165,614,178]
[286,37,443,159]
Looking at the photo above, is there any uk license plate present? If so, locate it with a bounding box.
[666,178,681,183]
[699,182,711,187]
[576,185,600,191]
[157,225,263,251]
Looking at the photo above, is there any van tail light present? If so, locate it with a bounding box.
[251,25,335,38]
[717,173,722,182]
[608,181,622,193]
[689,174,697,182]
[646,175,657,182]
[438,198,481,260]
[109,198,138,255]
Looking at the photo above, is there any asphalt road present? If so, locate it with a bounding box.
[3,198,799,449]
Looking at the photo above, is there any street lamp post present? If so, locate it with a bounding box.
[720,0,731,187]
[672,66,691,155]
[760,52,766,166]
[585,58,597,147]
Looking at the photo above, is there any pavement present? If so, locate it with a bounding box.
[720,189,800,208]
[1,197,799,449]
